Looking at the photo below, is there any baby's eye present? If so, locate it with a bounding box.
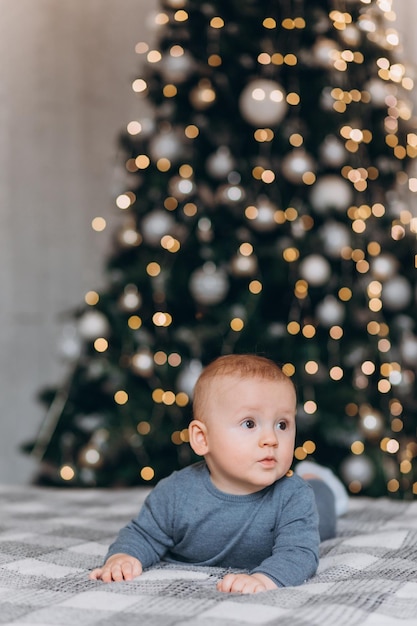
[276,421,287,431]
[242,419,256,429]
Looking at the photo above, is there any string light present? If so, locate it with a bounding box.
[60,466,75,481]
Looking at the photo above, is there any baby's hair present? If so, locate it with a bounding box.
[192,354,295,422]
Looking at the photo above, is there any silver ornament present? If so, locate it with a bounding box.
[74,413,105,433]
[176,359,203,397]
[78,310,110,340]
[393,315,414,333]
[340,454,375,487]
[230,253,258,277]
[117,221,142,248]
[189,262,229,305]
[168,175,196,200]
[149,129,186,162]
[239,78,287,126]
[310,175,353,213]
[299,254,331,286]
[158,51,195,84]
[316,296,345,327]
[58,323,82,360]
[206,147,236,179]
[119,285,142,312]
[381,276,412,311]
[339,24,361,47]
[197,217,213,243]
[320,221,351,258]
[281,149,316,184]
[401,334,417,366]
[312,37,340,68]
[141,210,176,246]
[216,183,246,206]
[320,87,335,112]
[246,197,279,232]
[370,253,398,281]
[359,406,384,437]
[388,196,410,219]
[131,348,154,377]
[364,77,395,108]
[319,136,347,168]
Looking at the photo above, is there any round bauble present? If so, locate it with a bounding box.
[168,175,195,200]
[239,78,287,126]
[316,296,345,327]
[281,149,316,184]
[215,183,245,206]
[359,406,384,437]
[58,323,82,360]
[339,24,361,47]
[230,253,258,277]
[313,37,340,67]
[176,359,203,397]
[131,348,154,377]
[382,275,412,311]
[158,51,195,84]
[319,135,347,168]
[78,445,104,469]
[149,129,186,162]
[320,221,351,258]
[364,77,395,107]
[196,216,213,243]
[401,334,417,366]
[311,10,330,35]
[206,147,236,179]
[246,197,278,232]
[370,253,398,281]
[320,87,335,112]
[141,209,175,246]
[388,196,410,219]
[119,285,142,312]
[299,254,331,286]
[340,454,375,487]
[117,222,142,248]
[393,315,414,333]
[310,175,353,213]
[189,262,229,305]
[78,310,110,340]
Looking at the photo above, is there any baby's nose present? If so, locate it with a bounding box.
[260,429,278,446]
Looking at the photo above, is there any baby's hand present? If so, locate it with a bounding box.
[217,572,277,594]
[89,553,142,583]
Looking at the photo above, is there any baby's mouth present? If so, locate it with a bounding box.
[259,457,277,466]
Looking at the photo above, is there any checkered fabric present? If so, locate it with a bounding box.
[1,485,417,625]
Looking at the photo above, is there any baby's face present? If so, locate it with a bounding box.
[201,375,296,494]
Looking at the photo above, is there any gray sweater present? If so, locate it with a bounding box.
[106,461,320,587]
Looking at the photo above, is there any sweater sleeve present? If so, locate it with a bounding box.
[105,475,176,568]
[251,480,320,587]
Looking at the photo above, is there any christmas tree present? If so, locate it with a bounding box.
[23,0,417,498]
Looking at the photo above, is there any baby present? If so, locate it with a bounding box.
[90,354,347,594]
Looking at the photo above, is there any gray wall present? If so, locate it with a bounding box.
[0,0,414,484]
[0,0,155,484]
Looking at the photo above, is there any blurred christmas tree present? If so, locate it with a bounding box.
[23,0,417,498]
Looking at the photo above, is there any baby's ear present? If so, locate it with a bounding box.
[188,420,209,456]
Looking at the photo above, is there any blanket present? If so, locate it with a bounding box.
[0,484,416,625]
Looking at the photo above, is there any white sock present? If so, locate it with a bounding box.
[295,460,349,516]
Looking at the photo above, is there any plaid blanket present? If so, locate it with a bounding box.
[0,485,416,626]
